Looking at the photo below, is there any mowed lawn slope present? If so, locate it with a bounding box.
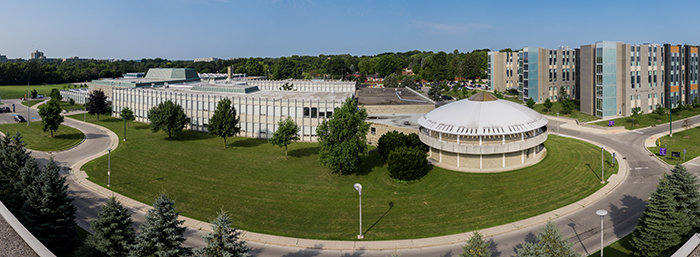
[70,114,617,240]
[0,122,84,151]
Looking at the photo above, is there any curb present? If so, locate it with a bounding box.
[0,199,55,257]
[67,123,630,250]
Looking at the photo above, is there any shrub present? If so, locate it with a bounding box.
[377,131,426,162]
[69,98,75,105]
[388,146,429,181]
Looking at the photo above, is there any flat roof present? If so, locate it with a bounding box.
[368,113,424,130]
[135,82,353,102]
[356,87,431,105]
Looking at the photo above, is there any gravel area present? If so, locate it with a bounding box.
[0,215,39,257]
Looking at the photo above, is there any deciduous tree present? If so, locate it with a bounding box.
[384,73,399,88]
[194,211,249,257]
[148,100,190,138]
[543,98,553,112]
[50,88,63,101]
[316,98,370,175]
[87,89,109,120]
[120,107,135,141]
[131,194,192,257]
[208,98,240,148]
[269,117,300,160]
[38,99,64,137]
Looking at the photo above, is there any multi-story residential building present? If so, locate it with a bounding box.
[0,54,7,63]
[487,51,518,93]
[515,46,576,103]
[579,42,665,118]
[664,44,699,108]
[30,50,45,60]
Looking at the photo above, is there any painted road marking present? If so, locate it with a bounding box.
[688,163,700,167]
[631,130,644,134]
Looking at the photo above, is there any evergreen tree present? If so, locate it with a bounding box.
[516,220,579,257]
[194,211,249,257]
[208,98,240,148]
[78,197,135,257]
[316,98,370,175]
[38,99,65,137]
[543,98,553,112]
[461,231,491,257]
[0,132,30,214]
[667,164,700,230]
[526,98,536,109]
[131,194,192,257]
[20,158,77,254]
[384,73,399,88]
[631,176,690,257]
[269,116,300,160]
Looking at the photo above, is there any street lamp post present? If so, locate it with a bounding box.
[27,82,30,126]
[354,183,364,239]
[669,98,673,137]
[107,148,112,187]
[596,209,608,257]
[601,146,605,184]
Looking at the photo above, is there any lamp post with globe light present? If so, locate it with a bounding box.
[596,209,608,257]
[354,183,364,239]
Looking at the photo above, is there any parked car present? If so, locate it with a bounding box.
[0,107,4,113]
[441,95,454,100]
[13,115,26,122]
[4,107,10,112]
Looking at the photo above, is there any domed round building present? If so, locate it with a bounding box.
[417,93,549,172]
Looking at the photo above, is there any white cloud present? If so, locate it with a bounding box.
[411,20,490,34]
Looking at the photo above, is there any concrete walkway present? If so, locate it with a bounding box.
[63,114,631,251]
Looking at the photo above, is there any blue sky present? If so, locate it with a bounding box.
[1,0,699,60]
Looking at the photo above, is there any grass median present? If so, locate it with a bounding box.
[592,109,700,130]
[648,127,700,165]
[70,113,618,240]
[0,121,84,151]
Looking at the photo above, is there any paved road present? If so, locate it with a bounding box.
[15,99,700,256]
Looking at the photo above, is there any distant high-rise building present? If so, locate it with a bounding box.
[194,57,219,62]
[0,54,7,63]
[30,50,45,60]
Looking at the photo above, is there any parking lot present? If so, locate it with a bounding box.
[0,99,41,125]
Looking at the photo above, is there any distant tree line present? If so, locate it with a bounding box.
[0,49,492,85]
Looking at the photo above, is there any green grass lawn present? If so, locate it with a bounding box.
[0,121,84,152]
[0,84,75,99]
[588,233,635,257]
[19,99,47,107]
[533,101,600,122]
[592,109,700,130]
[647,127,700,165]
[69,113,617,241]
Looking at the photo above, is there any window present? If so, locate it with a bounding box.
[371,127,376,135]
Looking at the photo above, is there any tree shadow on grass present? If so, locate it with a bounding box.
[162,130,217,141]
[288,146,320,158]
[363,201,394,236]
[54,133,83,140]
[230,138,267,148]
[347,151,384,176]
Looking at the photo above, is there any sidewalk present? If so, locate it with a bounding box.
[66,116,631,250]
[547,115,628,135]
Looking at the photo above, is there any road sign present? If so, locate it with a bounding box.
[608,120,615,126]
[672,152,681,158]
[660,148,667,156]
[612,152,616,166]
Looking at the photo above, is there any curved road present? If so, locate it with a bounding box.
[22,102,700,257]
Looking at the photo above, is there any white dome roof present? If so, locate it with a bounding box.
[417,93,548,136]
